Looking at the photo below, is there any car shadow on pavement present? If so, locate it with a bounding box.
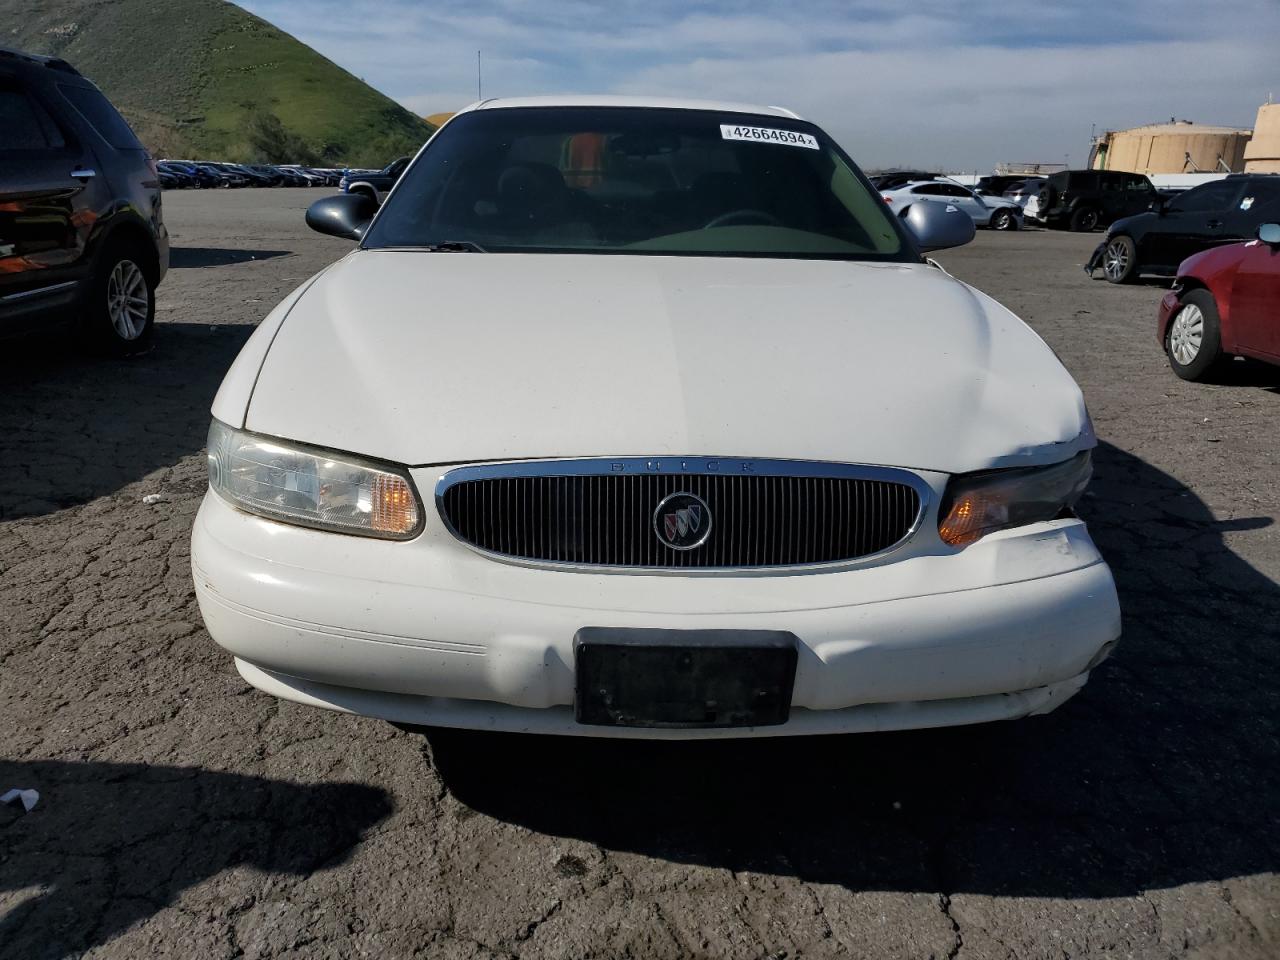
[0,323,251,520]
[0,760,391,958]
[1214,357,1280,389]
[169,247,292,268]
[427,440,1280,899]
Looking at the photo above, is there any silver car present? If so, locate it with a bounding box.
[881,179,1021,230]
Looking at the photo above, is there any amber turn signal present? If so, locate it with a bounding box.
[938,452,1092,548]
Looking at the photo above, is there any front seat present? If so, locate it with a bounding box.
[497,162,595,243]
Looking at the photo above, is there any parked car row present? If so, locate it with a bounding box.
[1008,168,1280,382]
[156,160,346,189]
[337,156,411,203]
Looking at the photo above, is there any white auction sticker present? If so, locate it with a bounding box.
[720,124,819,149]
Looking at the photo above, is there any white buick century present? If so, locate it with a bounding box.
[193,97,1120,738]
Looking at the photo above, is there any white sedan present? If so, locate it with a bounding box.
[192,96,1119,738]
[881,178,1022,230]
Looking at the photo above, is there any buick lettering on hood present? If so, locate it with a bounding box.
[192,98,1120,738]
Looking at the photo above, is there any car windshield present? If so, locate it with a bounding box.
[364,107,908,260]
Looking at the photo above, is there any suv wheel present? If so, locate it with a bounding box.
[1070,207,1100,232]
[1166,289,1225,382]
[86,243,155,354]
[990,209,1016,231]
[1102,235,1137,283]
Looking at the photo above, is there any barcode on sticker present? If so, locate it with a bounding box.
[720,124,819,149]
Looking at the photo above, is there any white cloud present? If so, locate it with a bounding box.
[237,0,1280,169]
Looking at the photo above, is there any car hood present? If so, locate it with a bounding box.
[243,251,1092,474]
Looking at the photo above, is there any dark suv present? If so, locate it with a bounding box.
[0,47,167,352]
[1087,174,1280,282]
[339,157,411,203]
[1036,169,1158,232]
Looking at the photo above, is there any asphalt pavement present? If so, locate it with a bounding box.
[1,188,1277,959]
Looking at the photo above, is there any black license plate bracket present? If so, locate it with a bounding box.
[574,627,798,728]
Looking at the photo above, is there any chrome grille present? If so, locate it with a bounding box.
[436,458,927,570]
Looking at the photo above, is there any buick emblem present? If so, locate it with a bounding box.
[653,492,712,551]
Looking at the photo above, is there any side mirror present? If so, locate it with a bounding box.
[305,194,377,241]
[1259,223,1280,246]
[902,201,976,253]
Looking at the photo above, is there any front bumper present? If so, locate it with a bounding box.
[192,489,1121,738]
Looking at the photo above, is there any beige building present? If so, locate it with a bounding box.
[1091,120,1252,174]
[1243,103,1280,172]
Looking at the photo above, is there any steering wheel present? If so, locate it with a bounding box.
[703,208,782,229]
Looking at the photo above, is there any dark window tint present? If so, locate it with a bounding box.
[0,87,64,150]
[58,83,142,149]
[937,182,971,198]
[1124,174,1153,192]
[913,183,945,195]
[1169,180,1242,213]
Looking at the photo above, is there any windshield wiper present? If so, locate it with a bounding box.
[419,240,486,252]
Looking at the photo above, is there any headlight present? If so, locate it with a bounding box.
[206,420,422,539]
[938,451,1091,547]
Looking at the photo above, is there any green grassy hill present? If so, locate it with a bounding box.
[1,0,435,166]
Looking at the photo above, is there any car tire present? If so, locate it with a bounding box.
[1166,289,1226,382]
[1101,234,1138,283]
[1070,207,1100,232]
[990,209,1015,231]
[84,240,156,356]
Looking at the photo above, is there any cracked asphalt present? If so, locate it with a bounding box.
[2,188,1278,959]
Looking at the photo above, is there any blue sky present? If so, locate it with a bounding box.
[238,0,1279,170]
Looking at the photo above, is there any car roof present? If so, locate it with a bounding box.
[891,179,966,190]
[459,95,803,120]
[0,45,82,76]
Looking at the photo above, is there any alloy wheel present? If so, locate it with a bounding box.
[1103,239,1130,281]
[107,259,150,340]
[1169,303,1204,366]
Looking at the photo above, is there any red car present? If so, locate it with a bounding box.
[1159,222,1280,380]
